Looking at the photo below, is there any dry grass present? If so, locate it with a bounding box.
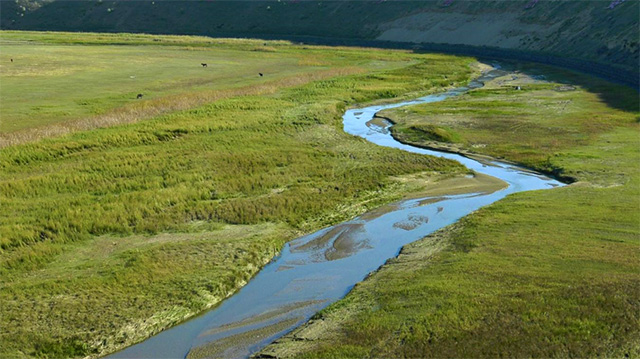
[0,67,364,148]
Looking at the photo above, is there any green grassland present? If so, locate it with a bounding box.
[0,31,416,142]
[0,32,477,358]
[259,65,640,357]
[385,63,639,180]
[1,38,304,133]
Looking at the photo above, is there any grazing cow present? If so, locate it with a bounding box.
[259,73,263,77]
[137,93,144,99]
[201,63,207,67]
[10,58,13,62]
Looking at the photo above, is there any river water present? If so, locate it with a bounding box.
[107,68,564,359]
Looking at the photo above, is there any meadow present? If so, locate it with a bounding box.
[0,31,414,145]
[0,31,475,358]
[260,64,640,357]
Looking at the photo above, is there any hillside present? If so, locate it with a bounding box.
[1,0,638,82]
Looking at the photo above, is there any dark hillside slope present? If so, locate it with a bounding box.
[1,0,638,82]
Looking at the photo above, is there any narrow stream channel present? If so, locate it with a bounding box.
[108,67,564,359]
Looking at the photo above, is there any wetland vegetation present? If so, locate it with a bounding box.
[0,31,474,358]
[260,63,640,358]
[1,30,638,359]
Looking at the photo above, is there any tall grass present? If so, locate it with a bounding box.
[262,62,640,358]
[0,33,477,359]
[0,61,469,260]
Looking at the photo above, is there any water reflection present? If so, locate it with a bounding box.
[107,68,563,359]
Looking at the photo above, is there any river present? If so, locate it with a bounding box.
[107,67,564,359]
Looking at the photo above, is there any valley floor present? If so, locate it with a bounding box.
[2,31,637,359]
[0,31,477,358]
[259,63,640,358]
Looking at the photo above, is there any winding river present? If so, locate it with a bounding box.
[108,67,564,359]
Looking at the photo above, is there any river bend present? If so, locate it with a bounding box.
[108,67,564,359]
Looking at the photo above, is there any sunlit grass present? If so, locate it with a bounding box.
[384,63,639,179]
[0,31,417,139]
[262,63,640,358]
[0,31,477,359]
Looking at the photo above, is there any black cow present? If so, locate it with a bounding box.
[259,73,263,77]
[201,63,207,67]
[136,93,144,99]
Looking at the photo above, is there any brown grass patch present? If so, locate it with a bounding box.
[0,67,364,148]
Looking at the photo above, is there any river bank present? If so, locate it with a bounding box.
[0,35,479,359]
[259,58,639,358]
[374,113,577,184]
[107,66,562,359]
